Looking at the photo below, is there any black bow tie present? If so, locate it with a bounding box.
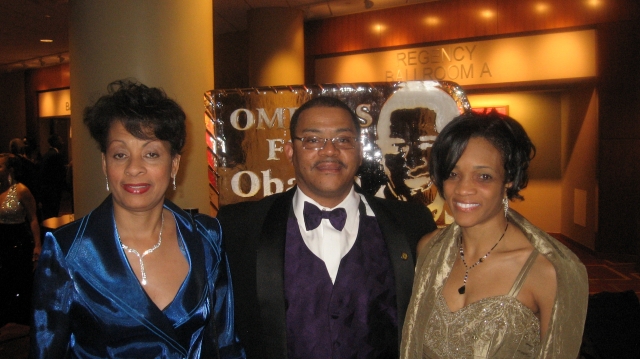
[303,201,347,231]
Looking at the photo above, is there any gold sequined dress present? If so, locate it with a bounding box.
[0,184,34,325]
[401,210,588,359]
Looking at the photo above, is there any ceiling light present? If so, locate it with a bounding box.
[535,3,550,13]
[364,0,374,9]
[40,39,53,43]
[480,10,494,19]
[372,23,386,33]
[425,16,440,25]
[586,0,601,7]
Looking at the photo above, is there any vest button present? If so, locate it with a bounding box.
[401,252,408,260]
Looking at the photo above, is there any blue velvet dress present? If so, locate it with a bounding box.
[30,196,245,359]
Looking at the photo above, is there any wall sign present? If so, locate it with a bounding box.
[38,88,71,117]
[315,30,596,85]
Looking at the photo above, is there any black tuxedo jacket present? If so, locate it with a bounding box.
[217,187,435,359]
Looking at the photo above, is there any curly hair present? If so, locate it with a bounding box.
[83,79,186,155]
[429,110,536,200]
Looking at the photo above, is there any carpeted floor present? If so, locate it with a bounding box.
[553,234,640,299]
[0,323,28,359]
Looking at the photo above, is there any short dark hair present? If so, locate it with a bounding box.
[47,134,62,148]
[289,96,361,137]
[9,138,25,155]
[83,79,186,155]
[429,110,536,200]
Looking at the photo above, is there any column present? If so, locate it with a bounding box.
[69,0,214,216]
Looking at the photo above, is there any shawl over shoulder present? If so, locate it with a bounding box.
[401,210,588,359]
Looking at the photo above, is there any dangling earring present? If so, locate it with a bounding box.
[503,197,509,217]
[172,175,176,190]
[7,174,14,186]
[106,177,110,191]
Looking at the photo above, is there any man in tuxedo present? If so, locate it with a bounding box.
[217,96,436,359]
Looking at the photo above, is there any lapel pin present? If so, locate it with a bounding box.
[401,252,408,260]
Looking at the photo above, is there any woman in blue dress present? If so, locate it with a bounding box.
[30,80,244,359]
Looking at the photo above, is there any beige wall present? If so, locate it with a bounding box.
[70,0,214,217]
[467,92,563,233]
[467,89,599,247]
[560,86,598,250]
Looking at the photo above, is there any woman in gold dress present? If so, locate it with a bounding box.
[0,153,41,326]
[401,110,588,358]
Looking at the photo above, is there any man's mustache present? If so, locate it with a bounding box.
[312,159,347,169]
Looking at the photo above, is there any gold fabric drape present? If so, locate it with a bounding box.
[401,210,588,359]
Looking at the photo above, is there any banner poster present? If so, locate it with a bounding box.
[205,80,470,225]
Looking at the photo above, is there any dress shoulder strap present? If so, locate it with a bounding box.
[3,184,18,203]
[507,249,539,297]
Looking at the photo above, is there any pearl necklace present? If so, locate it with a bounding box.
[457,221,509,295]
[119,211,164,286]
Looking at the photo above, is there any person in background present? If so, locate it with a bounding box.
[39,134,67,219]
[22,136,41,165]
[9,138,41,213]
[400,111,588,358]
[217,96,437,359]
[0,153,41,326]
[30,80,244,359]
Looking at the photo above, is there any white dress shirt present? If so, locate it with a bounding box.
[292,186,375,283]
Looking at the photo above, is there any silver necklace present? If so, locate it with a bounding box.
[457,221,509,295]
[119,211,164,286]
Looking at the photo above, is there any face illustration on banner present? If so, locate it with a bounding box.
[381,107,437,199]
[375,85,461,223]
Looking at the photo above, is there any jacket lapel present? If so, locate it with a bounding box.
[169,201,206,313]
[256,188,294,359]
[65,197,188,356]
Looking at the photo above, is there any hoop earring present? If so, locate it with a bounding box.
[503,197,509,217]
[106,177,110,192]
[172,175,176,191]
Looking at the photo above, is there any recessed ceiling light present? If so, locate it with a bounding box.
[587,0,601,7]
[372,23,386,33]
[535,3,550,13]
[480,10,494,19]
[425,16,440,25]
[40,39,53,43]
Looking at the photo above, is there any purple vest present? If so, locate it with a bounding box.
[284,205,398,359]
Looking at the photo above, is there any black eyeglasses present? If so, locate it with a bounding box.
[292,136,359,150]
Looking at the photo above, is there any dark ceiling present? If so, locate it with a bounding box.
[0,0,436,73]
